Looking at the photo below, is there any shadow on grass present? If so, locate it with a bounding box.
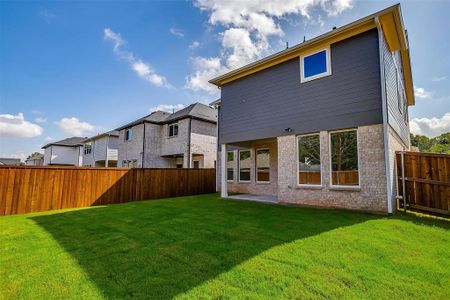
[30,194,378,299]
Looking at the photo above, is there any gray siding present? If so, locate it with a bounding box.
[382,36,410,145]
[219,29,383,144]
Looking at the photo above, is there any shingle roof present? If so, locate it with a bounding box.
[116,103,217,131]
[0,158,21,165]
[42,137,86,149]
[83,130,119,143]
[116,111,171,131]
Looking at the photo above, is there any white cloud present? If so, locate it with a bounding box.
[104,28,172,88]
[410,113,450,137]
[432,76,447,82]
[187,0,353,93]
[414,86,432,99]
[34,117,47,123]
[0,113,43,138]
[189,41,200,49]
[31,110,44,115]
[0,151,27,162]
[45,136,54,141]
[54,117,96,136]
[185,57,226,94]
[169,27,185,38]
[150,104,185,113]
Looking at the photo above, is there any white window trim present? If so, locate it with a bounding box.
[238,150,251,183]
[328,128,361,189]
[296,133,323,187]
[168,123,179,138]
[227,150,235,182]
[300,46,332,83]
[255,148,270,183]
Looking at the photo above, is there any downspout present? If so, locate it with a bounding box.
[187,118,192,168]
[142,123,146,169]
[376,17,393,214]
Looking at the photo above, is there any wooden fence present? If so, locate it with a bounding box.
[396,151,450,215]
[0,166,216,216]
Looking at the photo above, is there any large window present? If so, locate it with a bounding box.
[330,129,359,186]
[300,47,331,83]
[239,150,251,182]
[256,149,270,182]
[125,129,132,141]
[298,134,321,185]
[227,151,234,181]
[168,123,178,137]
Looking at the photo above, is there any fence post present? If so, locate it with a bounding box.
[400,151,406,211]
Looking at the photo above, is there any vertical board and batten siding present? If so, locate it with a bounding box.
[219,29,383,144]
[382,37,410,145]
[396,151,450,214]
[0,166,216,216]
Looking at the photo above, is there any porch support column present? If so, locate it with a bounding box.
[220,143,228,198]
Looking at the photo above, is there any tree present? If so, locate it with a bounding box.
[26,152,42,160]
[410,132,450,154]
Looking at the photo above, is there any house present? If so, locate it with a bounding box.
[25,153,44,166]
[82,130,119,167]
[0,158,21,165]
[211,4,414,214]
[117,103,217,168]
[42,137,86,166]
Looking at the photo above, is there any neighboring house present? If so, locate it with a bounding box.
[211,4,414,214]
[82,130,119,167]
[0,158,21,165]
[117,103,217,168]
[25,154,44,166]
[42,137,86,166]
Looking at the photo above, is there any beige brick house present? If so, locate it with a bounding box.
[117,103,217,168]
[211,5,414,214]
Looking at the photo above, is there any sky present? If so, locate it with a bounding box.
[0,0,449,160]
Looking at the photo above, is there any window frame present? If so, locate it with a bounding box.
[300,46,332,83]
[227,150,235,182]
[255,148,271,183]
[328,128,361,189]
[84,143,92,155]
[168,123,179,137]
[296,133,322,187]
[125,129,132,141]
[238,150,251,183]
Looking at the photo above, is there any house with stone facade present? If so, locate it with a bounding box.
[211,4,414,214]
[82,130,119,167]
[117,103,217,168]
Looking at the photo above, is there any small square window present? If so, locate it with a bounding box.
[300,47,331,83]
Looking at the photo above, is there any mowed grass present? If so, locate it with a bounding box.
[0,194,449,299]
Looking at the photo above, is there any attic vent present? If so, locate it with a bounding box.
[332,26,337,30]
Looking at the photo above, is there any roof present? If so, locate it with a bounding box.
[0,158,21,165]
[83,130,119,143]
[116,103,217,131]
[42,137,86,149]
[209,4,414,106]
[164,103,217,123]
[116,111,171,131]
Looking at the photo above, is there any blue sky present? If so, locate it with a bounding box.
[1,0,449,160]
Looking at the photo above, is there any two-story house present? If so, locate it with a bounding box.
[117,103,217,168]
[82,130,119,167]
[211,4,414,214]
[42,137,85,166]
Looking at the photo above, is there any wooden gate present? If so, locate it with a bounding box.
[396,151,450,215]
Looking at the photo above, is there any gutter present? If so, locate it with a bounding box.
[376,17,393,215]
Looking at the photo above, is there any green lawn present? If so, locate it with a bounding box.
[0,194,449,299]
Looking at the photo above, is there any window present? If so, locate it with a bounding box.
[84,143,92,155]
[193,161,200,169]
[129,159,137,168]
[125,129,132,141]
[330,129,359,187]
[298,134,321,185]
[168,123,178,137]
[239,150,251,182]
[176,163,183,168]
[300,47,331,83]
[122,160,128,167]
[256,149,270,182]
[227,151,234,181]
